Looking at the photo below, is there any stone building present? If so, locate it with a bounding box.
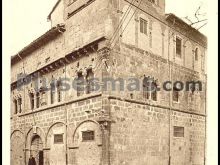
[10,0,207,165]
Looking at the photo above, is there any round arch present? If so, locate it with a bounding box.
[45,121,66,145]
[11,130,25,165]
[70,120,102,165]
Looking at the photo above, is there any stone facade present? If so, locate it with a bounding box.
[11,0,207,165]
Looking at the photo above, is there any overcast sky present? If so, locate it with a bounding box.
[3,0,208,56]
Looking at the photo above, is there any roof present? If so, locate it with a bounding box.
[47,0,61,20]
[165,13,207,47]
[11,24,66,65]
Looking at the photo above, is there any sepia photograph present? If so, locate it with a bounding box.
[2,0,218,165]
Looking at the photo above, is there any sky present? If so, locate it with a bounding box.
[3,0,208,57]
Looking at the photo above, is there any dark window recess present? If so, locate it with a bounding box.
[143,77,158,101]
[86,69,94,94]
[82,131,95,141]
[143,77,150,99]
[173,87,179,102]
[57,81,62,102]
[36,92,40,108]
[54,134,63,144]
[174,126,184,137]
[140,18,148,35]
[176,37,182,57]
[18,98,22,113]
[143,84,150,99]
[38,151,44,165]
[30,93,35,110]
[77,72,84,97]
[14,99,18,114]
[50,83,55,104]
[151,82,157,101]
[195,48,198,61]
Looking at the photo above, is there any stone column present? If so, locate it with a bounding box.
[98,119,111,165]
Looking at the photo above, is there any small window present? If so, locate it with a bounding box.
[195,48,199,61]
[14,99,18,114]
[143,77,150,100]
[36,92,40,108]
[176,37,182,57]
[140,18,148,35]
[86,69,94,94]
[77,72,84,97]
[174,126,184,137]
[173,87,179,102]
[18,98,22,113]
[57,81,62,102]
[82,131,95,141]
[151,82,157,101]
[54,134,63,144]
[30,93,35,110]
[143,77,158,101]
[50,83,55,104]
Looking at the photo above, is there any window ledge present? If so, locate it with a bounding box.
[18,92,102,117]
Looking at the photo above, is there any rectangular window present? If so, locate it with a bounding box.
[140,18,148,35]
[174,126,184,137]
[82,131,95,141]
[54,134,63,144]
[176,37,182,57]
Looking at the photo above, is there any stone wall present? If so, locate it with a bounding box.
[11,95,104,165]
[109,98,205,165]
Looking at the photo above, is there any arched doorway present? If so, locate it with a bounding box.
[30,135,44,165]
[11,131,24,165]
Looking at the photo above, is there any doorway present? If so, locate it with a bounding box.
[30,135,44,165]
